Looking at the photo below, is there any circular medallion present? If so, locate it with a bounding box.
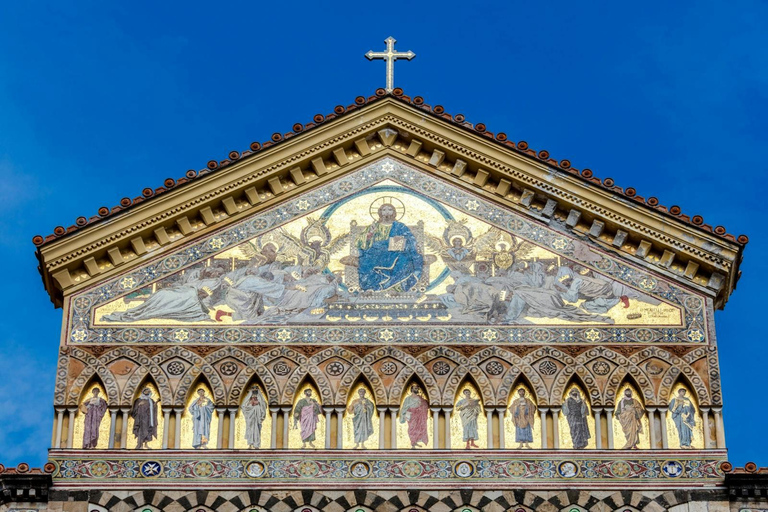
[380,362,398,375]
[219,361,239,376]
[591,361,610,376]
[454,461,475,478]
[245,460,266,478]
[166,361,185,376]
[507,461,527,477]
[485,360,504,376]
[298,460,319,477]
[327,361,345,376]
[273,362,291,376]
[661,460,684,478]
[140,460,163,478]
[88,461,110,478]
[432,361,451,375]
[349,460,371,478]
[610,460,631,478]
[538,360,557,376]
[401,461,423,477]
[193,461,214,477]
[557,461,579,478]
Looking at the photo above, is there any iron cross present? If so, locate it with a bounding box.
[365,37,415,93]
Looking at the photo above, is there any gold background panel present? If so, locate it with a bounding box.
[612,382,650,450]
[234,387,273,449]
[288,382,326,449]
[665,382,704,449]
[180,383,219,449]
[72,382,110,450]
[342,382,379,449]
[450,381,487,449]
[505,383,542,449]
[126,382,164,450]
[558,383,596,449]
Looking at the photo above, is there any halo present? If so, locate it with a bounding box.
[450,235,467,245]
[369,196,405,221]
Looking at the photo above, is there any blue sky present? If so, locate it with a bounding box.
[0,1,766,466]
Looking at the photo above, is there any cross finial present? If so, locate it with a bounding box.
[365,37,415,93]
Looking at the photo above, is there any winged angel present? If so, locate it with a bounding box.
[424,220,530,273]
[240,217,350,271]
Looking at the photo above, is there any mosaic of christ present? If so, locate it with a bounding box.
[94,182,681,326]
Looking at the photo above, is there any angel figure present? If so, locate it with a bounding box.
[274,217,350,270]
[424,220,503,274]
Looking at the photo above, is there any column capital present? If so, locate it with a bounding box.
[430,407,442,413]
[647,407,658,413]
[442,407,453,414]
[711,406,723,413]
[173,407,185,414]
[215,407,228,414]
[280,406,292,413]
[538,407,550,413]
[377,406,389,413]
[227,407,239,414]
[700,407,711,413]
[657,406,669,413]
[550,407,561,414]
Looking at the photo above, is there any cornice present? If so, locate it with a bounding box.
[34,92,746,309]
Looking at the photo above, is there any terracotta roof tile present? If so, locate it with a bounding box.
[31,89,749,248]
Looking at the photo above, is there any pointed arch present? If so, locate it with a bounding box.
[494,348,548,406]
[558,377,596,449]
[272,347,334,405]
[288,377,325,449]
[396,375,433,449]
[180,376,218,449]
[72,375,110,450]
[126,376,164,450]
[422,346,496,406]
[233,374,272,450]
[65,352,120,407]
[342,376,378,449]
[612,377,649,450]
[597,348,655,406]
[665,377,704,449]
[451,376,486,449]
[371,346,440,405]
[115,350,172,406]
[326,347,387,406]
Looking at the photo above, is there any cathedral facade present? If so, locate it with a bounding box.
[1,89,763,512]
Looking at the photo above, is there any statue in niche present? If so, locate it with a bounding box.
[669,388,696,449]
[615,388,645,449]
[241,386,268,449]
[510,388,536,449]
[399,385,429,448]
[456,389,481,449]
[345,203,423,293]
[130,388,158,449]
[80,388,107,449]
[347,388,375,449]
[189,389,215,449]
[293,389,322,448]
[562,388,591,449]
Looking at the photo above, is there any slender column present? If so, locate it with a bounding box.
[659,407,669,449]
[713,407,726,448]
[121,408,131,449]
[605,408,614,449]
[431,408,441,449]
[270,408,279,449]
[228,408,237,448]
[108,408,118,449]
[551,408,561,449]
[324,409,333,449]
[377,407,387,449]
[66,408,77,448]
[162,408,173,449]
[647,408,658,449]
[54,408,64,449]
[281,407,291,449]
[485,409,494,449]
[335,407,345,449]
[701,407,711,449]
[215,408,226,449]
[497,407,506,449]
[593,408,602,449]
[389,407,398,449]
[539,408,549,449]
[443,408,452,449]
[173,408,183,449]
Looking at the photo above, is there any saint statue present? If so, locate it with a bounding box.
[562,388,590,449]
[293,389,322,448]
[130,388,158,449]
[615,388,645,449]
[189,389,215,449]
[509,388,536,449]
[80,388,107,449]
[241,386,268,449]
[669,388,696,448]
[352,203,423,292]
[456,389,481,449]
[399,385,429,448]
[347,388,375,449]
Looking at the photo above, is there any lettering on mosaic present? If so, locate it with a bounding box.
[455,387,482,449]
[509,387,537,449]
[240,385,268,449]
[561,387,591,449]
[399,384,429,448]
[130,387,159,449]
[346,387,376,449]
[92,177,681,335]
[292,388,323,448]
[615,386,646,450]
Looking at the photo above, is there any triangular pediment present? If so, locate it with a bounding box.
[36,94,744,312]
[62,157,712,347]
